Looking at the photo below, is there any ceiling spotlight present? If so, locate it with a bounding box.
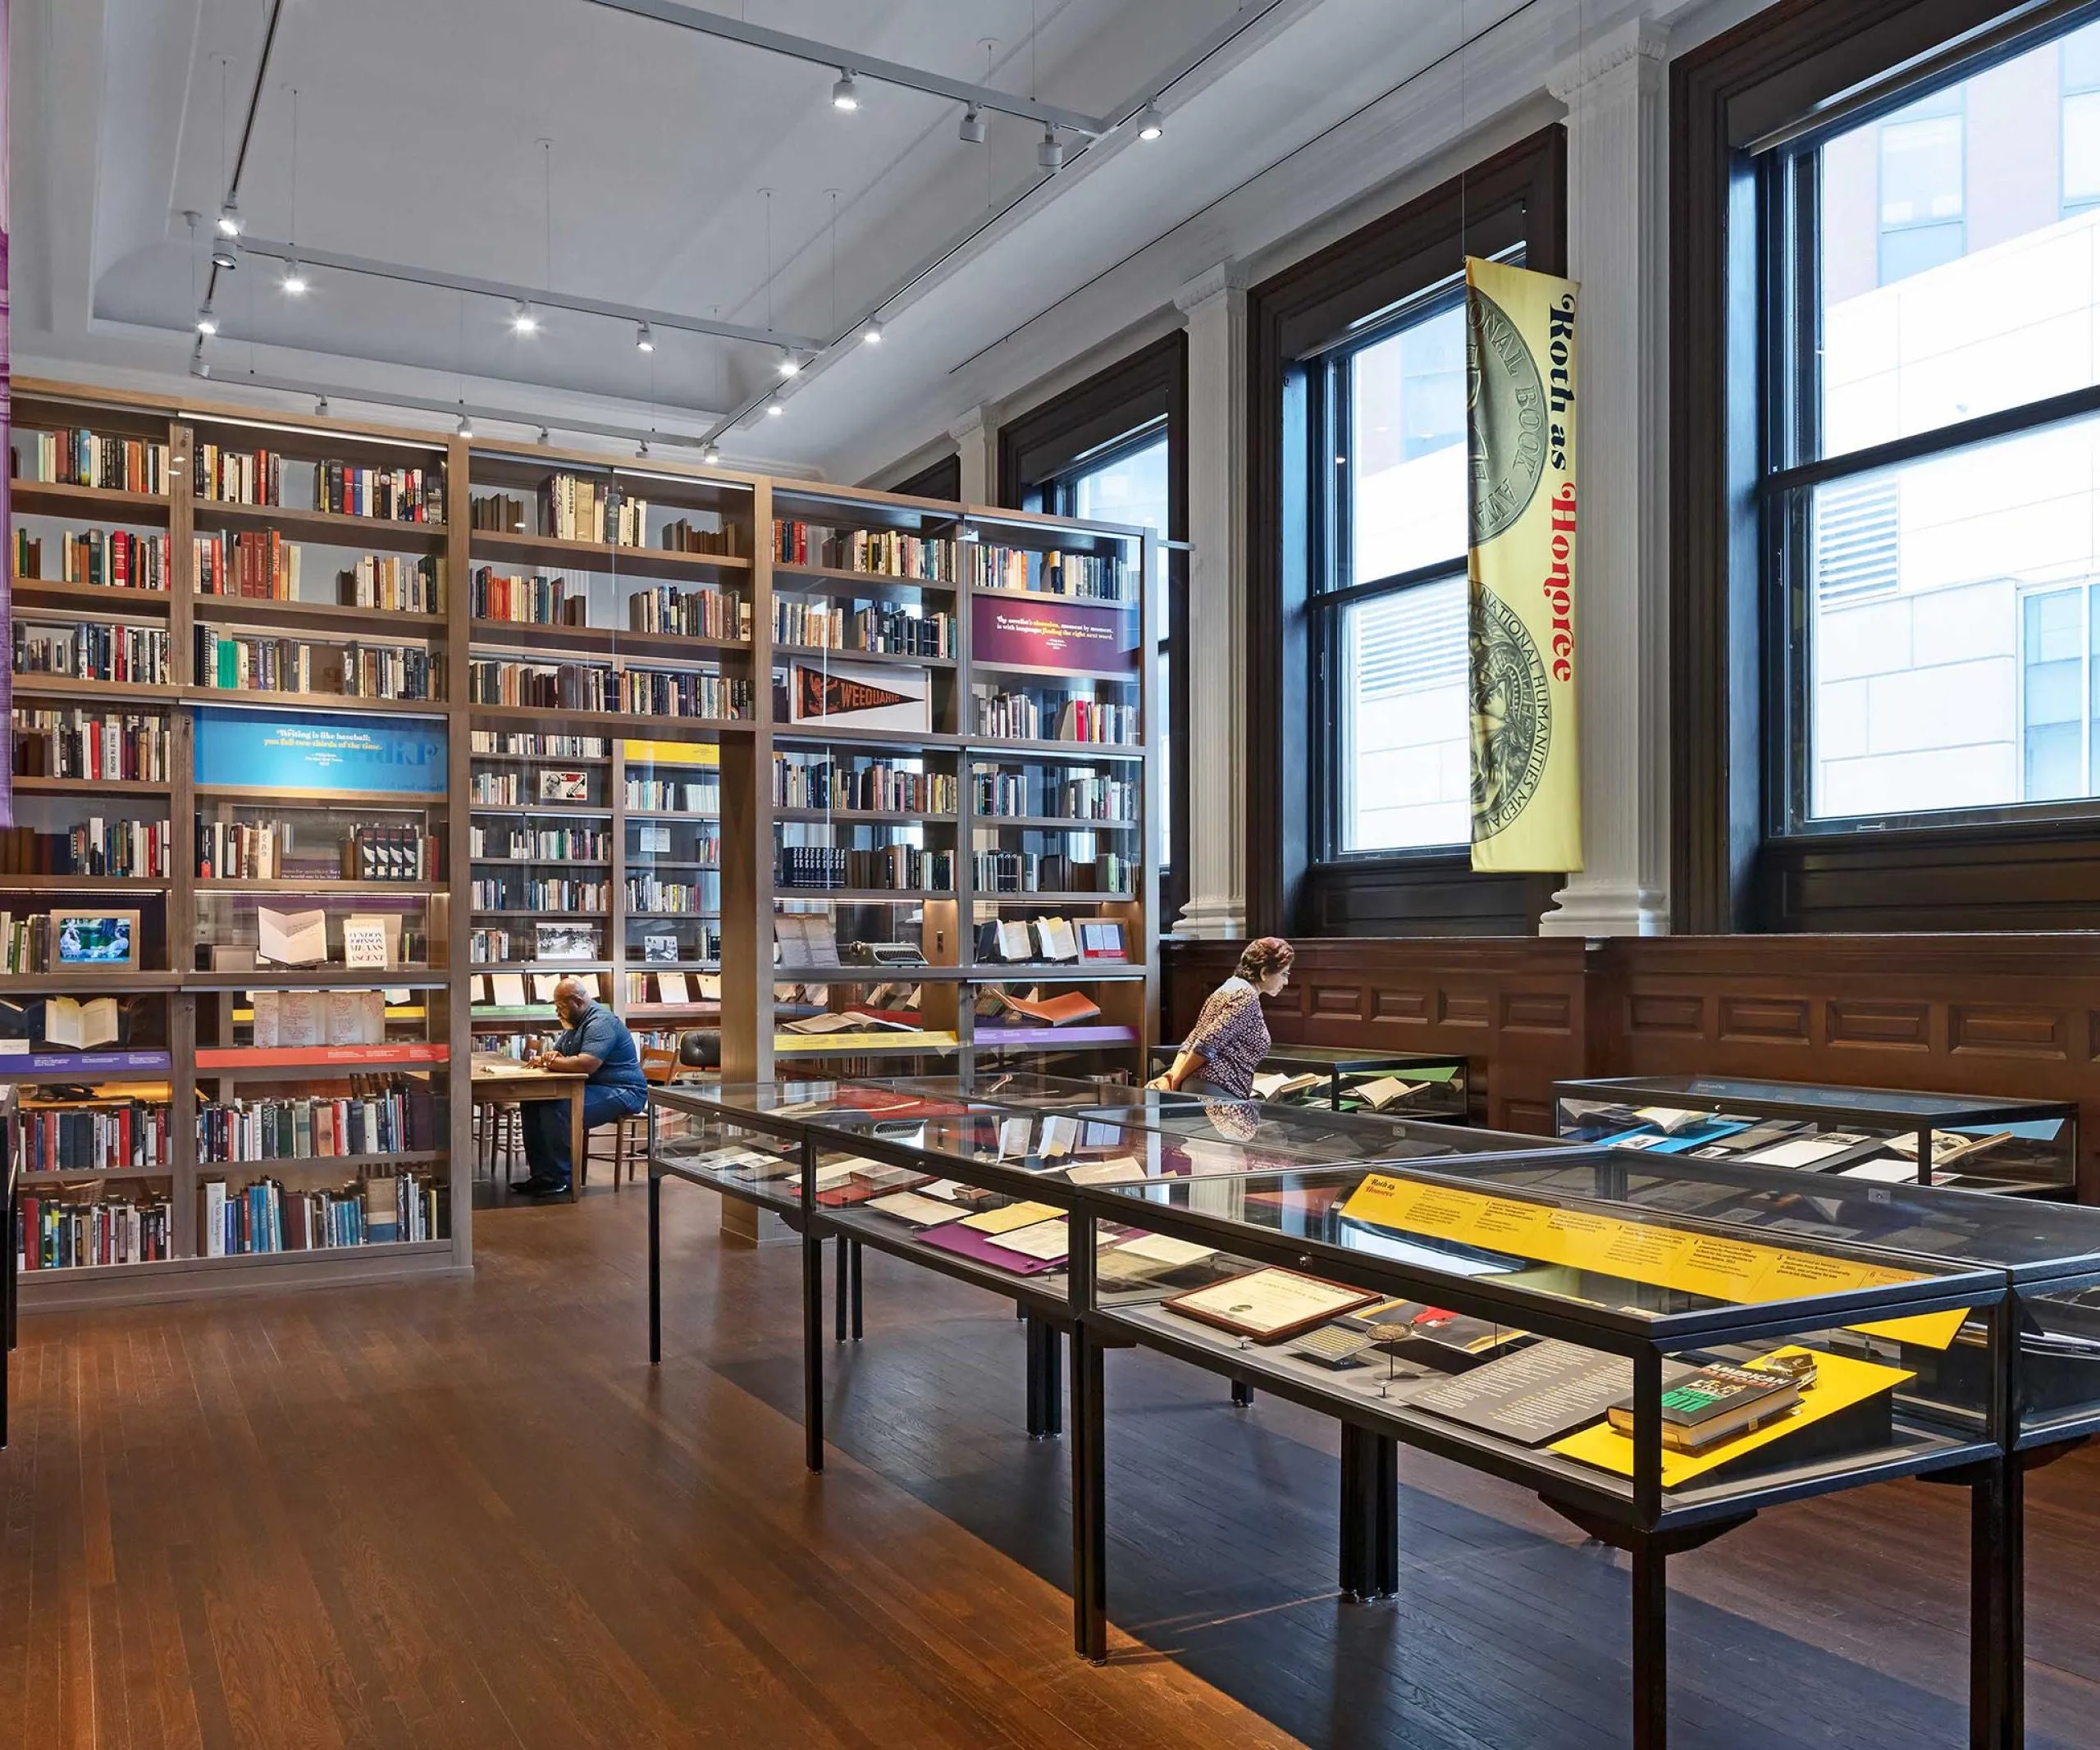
[1137,102,1164,141]
[958,104,985,144]
[211,243,238,272]
[703,441,722,465]
[455,410,474,439]
[194,307,218,336]
[510,300,539,335]
[832,70,860,112]
[766,395,785,417]
[537,426,551,445]
[634,321,655,352]
[861,318,884,345]
[314,395,329,417]
[216,199,240,237]
[281,259,309,295]
[778,352,802,378]
[1038,126,1066,171]
[637,436,651,458]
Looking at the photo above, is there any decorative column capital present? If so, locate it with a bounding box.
[1548,16,1669,104]
[1175,261,1251,315]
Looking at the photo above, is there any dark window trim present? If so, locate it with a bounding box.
[1247,123,1566,939]
[886,452,961,501]
[995,332,1189,921]
[1673,0,2100,933]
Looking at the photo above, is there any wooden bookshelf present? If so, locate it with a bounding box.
[5,379,1157,1291]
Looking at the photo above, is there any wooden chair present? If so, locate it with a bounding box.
[600,1046,681,1191]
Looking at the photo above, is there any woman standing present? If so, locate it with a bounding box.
[1148,937,1295,1099]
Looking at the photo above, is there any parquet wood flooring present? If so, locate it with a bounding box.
[2,1181,2095,1750]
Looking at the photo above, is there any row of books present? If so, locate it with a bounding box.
[470,569,586,625]
[315,462,444,523]
[626,875,716,914]
[195,529,299,598]
[193,629,440,700]
[197,1080,440,1163]
[776,846,955,891]
[14,430,169,493]
[341,555,441,612]
[196,819,297,880]
[469,879,609,912]
[972,692,1139,745]
[972,851,1133,894]
[627,583,750,640]
[0,816,171,877]
[771,521,956,579]
[17,528,170,591]
[194,445,284,506]
[663,518,744,556]
[625,778,718,812]
[16,1191,173,1269]
[199,1171,445,1256]
[469,731,609,758]
[11,709,168,782]
[972,770,1137,821]
[623,969,722,1005]
[464,660,752,720]
[345,825,437,883]
[17,1098,176,1172]
[772,755,956,814]
[542,474,647,546]
[975,916,1125,962]
[970,546,1128,601]
[773,600,954,656]
[14,621,171,683]
[469,825,609,861]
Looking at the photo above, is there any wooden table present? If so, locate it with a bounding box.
[470,1058,590,1203]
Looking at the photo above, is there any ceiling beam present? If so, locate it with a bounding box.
[232,233,831,354]
[582,0,1113,135]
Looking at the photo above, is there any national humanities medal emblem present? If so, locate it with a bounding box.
[1468,584,1550,839]
[1466,287,1548,543]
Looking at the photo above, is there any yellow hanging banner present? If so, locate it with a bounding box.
[1464,257,1583,872]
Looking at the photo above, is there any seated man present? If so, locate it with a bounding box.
[517,976,647,1197]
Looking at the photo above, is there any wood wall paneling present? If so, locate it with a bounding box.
[1165,932,2100,1197]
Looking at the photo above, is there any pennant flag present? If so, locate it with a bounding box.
[1464,256,1580,873]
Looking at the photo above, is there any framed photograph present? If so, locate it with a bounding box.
[534,922,600,962]
[538,769,590,802]
[1163,1268,1381,1345]
[51,908,140,971]
[642,934,680,964]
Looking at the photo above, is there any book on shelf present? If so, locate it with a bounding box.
[541,473,646,546]
[17,1091,174,1172]
[472,493,528,533]
[194,445,282,506]
[625,774,719,812]
[972,849,1132,895]
[0,911,53,975]
[775,845,951,892]
[1,817,169,878]
[771,520,956,580]
[340,554,441,612]
[13,619,171,683]
[983,987,1102,1027]
[774,913,842,969]
[1078,920,1126,960]
[783,1010,915,1035]
[16,1188,174,1268]
[257,906,329,966]
[18,528,171,591]
[192,628,439,701]
[627,584,750,640]
[11,708,169,783]
[14,430,168,493]
[194,529,299,598]
[972,767,1136,822]
[314,461,443,523]
[662,517,744,556]
[971,689,1136,744]
[772,753,952,813]
[344,825,437,883]
[1031,916,1080,962]
[772,598,953,657]
[45,995,121,1051]
[469,821,609,861]
[471,875,609,911]
[199,1167,445,1258]
[966,544,1128,602]
[468,731,611,758]
[198,1075,439,1163]
[626,874,714,912]
[471,569,589,626]
[466,658,752,720]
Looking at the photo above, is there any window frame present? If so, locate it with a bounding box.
[1246,124,1566,937]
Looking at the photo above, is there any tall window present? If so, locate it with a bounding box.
[1312,291,1472,854]
[1066,428,1173,878]
[1770,16,2100,833]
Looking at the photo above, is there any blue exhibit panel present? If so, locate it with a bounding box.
[193,706,447,796]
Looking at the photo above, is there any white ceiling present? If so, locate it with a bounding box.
[11,0,1709,475]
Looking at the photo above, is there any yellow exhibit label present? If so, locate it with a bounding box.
[1549,1346,1915,1487]
[623,738,721,767]
[1339,1174,1968,1349]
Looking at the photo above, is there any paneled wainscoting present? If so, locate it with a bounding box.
[1163,934,2100,1199]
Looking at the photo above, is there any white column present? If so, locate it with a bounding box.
[1173,262,1251,940]
[949,405,997,504]
[1539,20,1672,936]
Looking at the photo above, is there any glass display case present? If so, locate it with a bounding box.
[1554,1074,2076,1196]
[1149,1042,1469,1118]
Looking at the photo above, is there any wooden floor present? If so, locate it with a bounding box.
[2,1182,2098,1750]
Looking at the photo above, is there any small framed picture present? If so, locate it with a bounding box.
[643,934,680,964]
[539,769,590,802]
[51,909,140,970]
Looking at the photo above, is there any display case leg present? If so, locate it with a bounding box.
[646,1173,662,1366]
[1630,1540,1668,1750]
[1970,1458,2022,1750]
[1374,1432,1399,1597]
[1043,1325,1063,1437]
[802,1223,825,1474]
[849,1239,864,1341]
[1026,1318,1046,1439]
[1337,1426,1365,1598]
[833,1233,849,1344]
[1070,1325,1107,1663]
[1230,1379,1253,1407]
